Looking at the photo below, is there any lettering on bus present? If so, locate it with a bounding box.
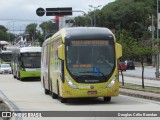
[22,53,41,57]
[72,64,92,68]
[71,40,109,46]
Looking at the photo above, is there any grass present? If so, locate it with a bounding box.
[119,82,160,93]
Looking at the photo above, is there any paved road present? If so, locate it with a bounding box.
[122,66,158,79]
[119,66,160,87]
[119,76,160,87]
[0,74,160,120]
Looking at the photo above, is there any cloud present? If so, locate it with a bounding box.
[0,0,115,32]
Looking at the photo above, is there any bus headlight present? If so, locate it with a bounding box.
[65,76,78,89]
[107,76,117,88]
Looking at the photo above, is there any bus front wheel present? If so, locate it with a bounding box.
[60,97,67,103]
[104,97,111,102]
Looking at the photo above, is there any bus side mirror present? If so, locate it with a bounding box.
[58,44,65,60]
[116,43,122,59]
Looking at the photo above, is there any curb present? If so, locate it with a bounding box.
[119,88,160,102]
[0,91,20,120]
[0,98,11,120]
[0,98,10,111]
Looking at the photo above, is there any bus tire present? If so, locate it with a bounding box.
[57,81,60,97]
[17,72,20,80]
[104,97,111,102]
[44,89,50,95]
[17,76,20,80]
[51,92,58,99]
[60,97,67,103]
[13,75,16,78]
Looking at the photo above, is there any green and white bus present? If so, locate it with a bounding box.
[0,50,13,65]
[12,46,41,80]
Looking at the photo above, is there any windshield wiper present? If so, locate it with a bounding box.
[79,71,107,79]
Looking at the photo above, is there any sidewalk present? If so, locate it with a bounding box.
[119,88,160,102]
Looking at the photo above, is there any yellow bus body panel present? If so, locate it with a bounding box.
[56,66,119,98]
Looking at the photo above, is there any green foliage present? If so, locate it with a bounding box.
[0,25,8,33]
[39,21,55,35]
[119,29,156,61]
[73,16,91,27]
[0,25,9,41]
[25,23,37,41]
[0,29,8,40]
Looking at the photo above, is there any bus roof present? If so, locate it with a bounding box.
[0,41,9,45]
[63,27,113,36]
[63,27,113,40]
[20,47,41,53]
[64,27,113,37]
[43,27,115,46]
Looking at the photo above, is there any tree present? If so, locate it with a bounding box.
[25,23,37,42]
[39,21,56,36]
[73,16,90,27]
[0,25,8,32]
[119,30,157,88]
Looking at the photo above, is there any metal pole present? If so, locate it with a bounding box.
[151,15,154,47]
[156,0,160,78]
[93,8,96,27]
[151,15,155,67]
[88,5,101,27]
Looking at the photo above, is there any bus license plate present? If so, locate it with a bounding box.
[87,90,97,95]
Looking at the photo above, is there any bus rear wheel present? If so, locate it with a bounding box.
[44,89,50,95]
[51,92,58,99]
[104,97,111,102]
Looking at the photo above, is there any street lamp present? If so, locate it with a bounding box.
[89,5,102,27]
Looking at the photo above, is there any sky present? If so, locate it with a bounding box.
[0,0,115,34]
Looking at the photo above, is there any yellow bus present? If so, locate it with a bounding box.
[41,27,122,103]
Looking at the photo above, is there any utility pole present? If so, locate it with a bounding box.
[156,0,160,78]
[150,15,155,67]
[88,5,101,27]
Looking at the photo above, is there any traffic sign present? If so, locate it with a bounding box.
[46,7,72,16]
[36,7,45,17]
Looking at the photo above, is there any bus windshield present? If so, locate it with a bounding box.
[66,40,115,79]
[21,52,41,68]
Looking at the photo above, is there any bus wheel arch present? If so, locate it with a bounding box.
[57,80,67,103]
